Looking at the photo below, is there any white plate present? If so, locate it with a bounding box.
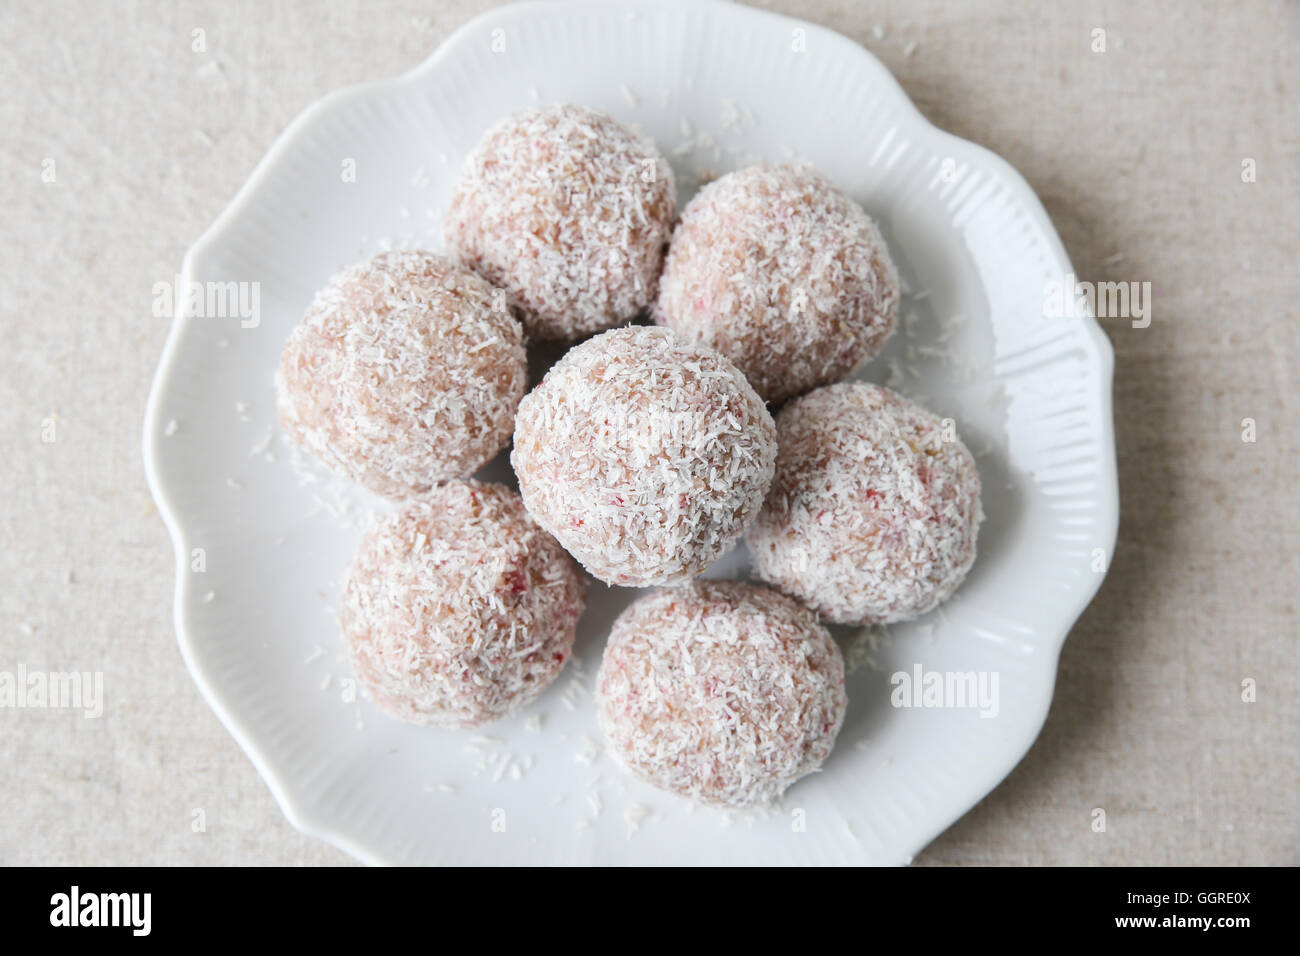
[144,0,1118,865]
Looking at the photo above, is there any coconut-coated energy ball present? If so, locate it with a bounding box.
[747,383,983,625]
[596,581,847,808]
[341,481,585,728]
[654,163,900,404]
[511,326,776,588]
[444,104,676,341]
[277,250,526,499]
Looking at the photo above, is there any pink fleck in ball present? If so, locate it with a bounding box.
[596,581,847,808]
[511,326,777,588]
[341,481,585,728]
[654,163,900,404]
[277,250,526,499]
[747,383,983,625]
[444,104,676,341]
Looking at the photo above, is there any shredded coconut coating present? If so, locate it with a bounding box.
[654,163,900,403]
[341,481,585,728]
[596,581,846,808]
[511,326,777,587]
[277,250,526,499]
[747,383,983,625]
[445,104,676,341]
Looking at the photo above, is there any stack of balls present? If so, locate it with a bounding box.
[275,104,983,809]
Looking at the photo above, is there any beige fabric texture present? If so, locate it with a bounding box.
[1,0,1295,865]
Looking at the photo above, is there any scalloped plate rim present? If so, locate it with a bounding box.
[142,0,1118,866]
